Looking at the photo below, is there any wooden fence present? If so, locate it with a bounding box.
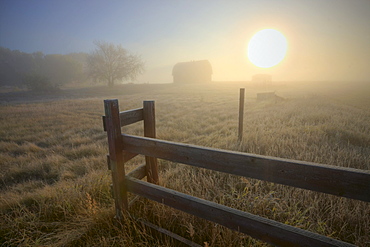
[103,99,370,247]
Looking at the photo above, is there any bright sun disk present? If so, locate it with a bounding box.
[248,29,287,68]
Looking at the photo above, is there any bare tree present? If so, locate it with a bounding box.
[87,41,144,87]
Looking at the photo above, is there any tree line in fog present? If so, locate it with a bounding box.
[0,47,87,90]
[0,42,144,91]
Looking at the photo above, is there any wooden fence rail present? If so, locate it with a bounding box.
[122,134,370,202]
[103,99,370,247]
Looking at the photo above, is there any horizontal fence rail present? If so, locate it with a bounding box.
[103,108,144,131]
[126,176,355,247]
[122,134,370,202]
[119,108,144,127]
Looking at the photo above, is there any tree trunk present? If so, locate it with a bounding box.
[108,77,114,87]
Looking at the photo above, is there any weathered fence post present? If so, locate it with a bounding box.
[238,88,245,142]
[143,101,159,184]
[104,99,128,220]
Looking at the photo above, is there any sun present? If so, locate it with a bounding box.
[247,29,288,68]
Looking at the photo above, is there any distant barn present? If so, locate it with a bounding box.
[172,60,212,84]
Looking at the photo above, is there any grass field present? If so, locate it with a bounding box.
[1,81,369,246]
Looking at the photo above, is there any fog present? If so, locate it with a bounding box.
[1,1,369,84]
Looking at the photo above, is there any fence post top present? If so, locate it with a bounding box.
[104,99,119,104]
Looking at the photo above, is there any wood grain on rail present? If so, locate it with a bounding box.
[122,134,370,202]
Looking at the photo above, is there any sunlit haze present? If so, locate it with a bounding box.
[0,0,369,83]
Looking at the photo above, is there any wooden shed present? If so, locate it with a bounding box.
[257,92,284,101]
[172,60,212,84]
[252,74,272,83]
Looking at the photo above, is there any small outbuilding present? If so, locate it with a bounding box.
[172,60,212,84]
[252,74,272,83]
[257,92,284,101]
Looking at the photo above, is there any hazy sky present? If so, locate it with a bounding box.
[1,0,369,83]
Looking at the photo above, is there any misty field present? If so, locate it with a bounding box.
[1,82,369,246]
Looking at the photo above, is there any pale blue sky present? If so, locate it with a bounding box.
[1,0,369,82]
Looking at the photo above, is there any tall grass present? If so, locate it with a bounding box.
[0,82,369,246]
